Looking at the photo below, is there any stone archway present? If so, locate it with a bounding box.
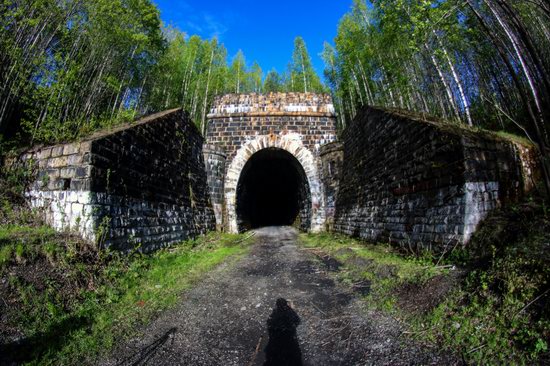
[224,133,324,233]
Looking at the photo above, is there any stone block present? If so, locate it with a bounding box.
[47,179,65,191]
[79,141,92,154]
[51,146,64,157]
[60,167,77,179]
[70,179,90,191]
[48,157,68,168]
[67,154,84,165]
[75,166,90,178]
[64,143,80,155]
[38,148,52,160]
[71,203,84,217]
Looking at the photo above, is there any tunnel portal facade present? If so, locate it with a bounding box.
[204,93,340,233]
[20,93,539,251]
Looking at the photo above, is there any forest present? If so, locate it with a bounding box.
[1,0,549,189]
[324,0,550,192]
[1,1,550,364]
[1,0,548,143]
[0,0,325,146]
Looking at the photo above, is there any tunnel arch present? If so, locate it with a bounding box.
[224,133,324,233]
[236,148,311,231]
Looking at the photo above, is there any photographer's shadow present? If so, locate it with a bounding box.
[263,298,303,366]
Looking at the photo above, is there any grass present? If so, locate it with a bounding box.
[0,226,253,365]
[299,219,550,365]
[0,224,58,265]
[299,232,446,312]
[494,130,533,146]
[415,198,550,364]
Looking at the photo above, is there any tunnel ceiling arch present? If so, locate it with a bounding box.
[224,133,325,233]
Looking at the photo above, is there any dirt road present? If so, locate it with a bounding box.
[103,226,457,366]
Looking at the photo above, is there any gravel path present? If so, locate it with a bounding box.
[103,226,458,366]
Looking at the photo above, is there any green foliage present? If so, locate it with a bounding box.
[145,32,327,134]
[0,0,164,144]
[143,32,227,133]
[264,69,284,93]
[287,36,327,93]
[1,228,253,365]
[299,218,550,364]
[325,0,550,139]
[0,158,35,212]
[0,224,57,269]
[1,0,328,147]
[421,250,550,363]
[0,244,13,267]
[228,50,251,94]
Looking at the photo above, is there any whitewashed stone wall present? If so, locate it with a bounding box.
[26,190,96,242]
[20,109,216,251]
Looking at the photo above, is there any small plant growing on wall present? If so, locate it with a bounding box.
[40,172,50,189]
[106,169,112,193]
[95,215,111,250]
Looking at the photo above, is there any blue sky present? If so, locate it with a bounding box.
[153,0,352,77]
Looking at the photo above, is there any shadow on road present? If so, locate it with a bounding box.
[263,298,303,366]
[115,327,177,366]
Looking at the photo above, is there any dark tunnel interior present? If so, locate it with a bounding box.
[236,148,311,231]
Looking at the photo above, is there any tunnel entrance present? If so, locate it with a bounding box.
[236,148,311,231]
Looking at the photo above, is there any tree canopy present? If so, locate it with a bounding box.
[288,36,327,93]
[324,0,550,192]
[0,1,328,146]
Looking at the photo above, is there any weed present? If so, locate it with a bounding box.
[95,215,111,249]
[15,243,25,263]
[0,244,13,268]
[0,228,253,365]
[43,242,59,265]
[299,224,550,364]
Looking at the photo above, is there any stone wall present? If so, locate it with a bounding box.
[24,141,95,241]
[206,93,337,165]
[333,107,539,250]
[319,142,343,231]
[205,93,338,232]
[24,109,215,251]
[203,144,226,230]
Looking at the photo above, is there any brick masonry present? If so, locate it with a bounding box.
[333,106,540,250]
[203,144,226,231]
[319,142,344,231]
[23,109,215,251]
[17,94,540,252]
[205,93,339,232]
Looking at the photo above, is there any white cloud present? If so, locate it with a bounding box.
[156,0,230,40]
[203,14,228,39]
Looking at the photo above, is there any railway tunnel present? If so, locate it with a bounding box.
[236,148,311,231]
[204,93,339,233]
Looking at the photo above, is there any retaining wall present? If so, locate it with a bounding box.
[23,109,215,251]
[333,107,539,250]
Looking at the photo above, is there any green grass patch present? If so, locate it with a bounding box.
[0,225,59,268]
[494,130,533,146]
[299,232,445,312]
[299,210,550,365]
[1,228,253,365]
